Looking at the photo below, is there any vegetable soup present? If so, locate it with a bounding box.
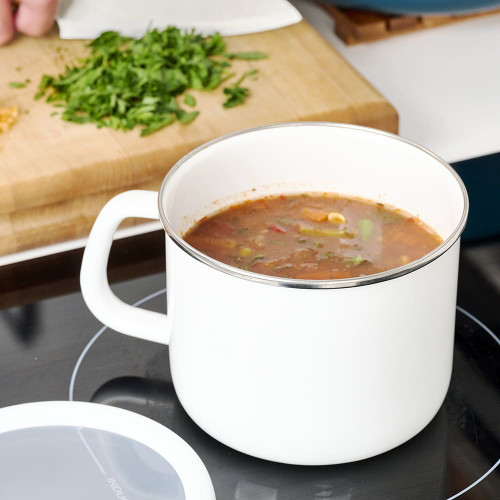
[184,193,442,280]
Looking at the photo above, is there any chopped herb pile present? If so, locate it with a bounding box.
[35,28,266,136]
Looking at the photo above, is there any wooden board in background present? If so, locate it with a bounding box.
[321,4,500,45]
[0,20,398,256]
[0,177,162,256]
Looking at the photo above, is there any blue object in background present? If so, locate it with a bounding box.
[325,0,500,15]
[451,153,500,242]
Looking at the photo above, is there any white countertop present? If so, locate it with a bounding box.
[293,0,500,164]
[2,4,499,266]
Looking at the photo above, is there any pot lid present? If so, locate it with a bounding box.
[0,401,215,500]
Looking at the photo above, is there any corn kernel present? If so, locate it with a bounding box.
[328,212,346,224]
[239,247,253,257]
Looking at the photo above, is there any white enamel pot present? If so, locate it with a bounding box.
[80,123,468,466]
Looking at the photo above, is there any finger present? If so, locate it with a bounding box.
[15,0,57,37]
[0,0,15,45]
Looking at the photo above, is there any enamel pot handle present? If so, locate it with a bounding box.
[80,190,170,345]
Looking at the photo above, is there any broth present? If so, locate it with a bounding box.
[183,193,442,280]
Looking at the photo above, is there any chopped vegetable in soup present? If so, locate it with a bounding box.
[183,194,442,280]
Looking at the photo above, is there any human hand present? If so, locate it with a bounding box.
[0,0,57,46]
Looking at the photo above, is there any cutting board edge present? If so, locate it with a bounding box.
[0,176,163,256]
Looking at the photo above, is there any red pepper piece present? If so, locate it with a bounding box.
[269,223,286,233]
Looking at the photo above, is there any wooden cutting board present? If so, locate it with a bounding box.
[0,20,398,256]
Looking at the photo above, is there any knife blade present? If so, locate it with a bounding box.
[56,0,302,39]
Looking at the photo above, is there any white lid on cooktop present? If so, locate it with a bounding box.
[0,401,215,500]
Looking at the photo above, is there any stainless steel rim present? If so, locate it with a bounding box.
[158,122,469,289]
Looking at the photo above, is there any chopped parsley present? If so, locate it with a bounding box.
[250,255,265,265]
[9,82,27,89]
[321,252,335,258]
[35,28,266,136]
[346,255,366,266]
[184,94,196,107]
[222,70,258,109]
[225,51,267,60]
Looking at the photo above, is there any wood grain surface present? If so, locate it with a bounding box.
[0,21,398,256]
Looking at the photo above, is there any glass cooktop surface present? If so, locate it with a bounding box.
[0,232,499,500]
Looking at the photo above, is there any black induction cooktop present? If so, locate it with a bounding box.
[0,228,499,500]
